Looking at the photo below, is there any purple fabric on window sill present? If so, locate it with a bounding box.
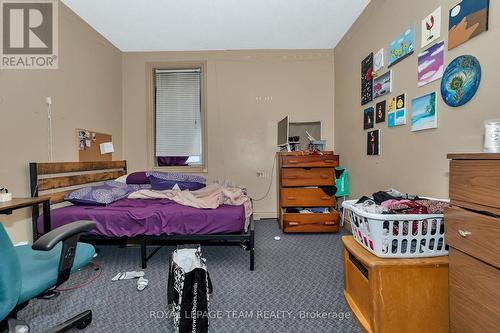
[157,156,189,166]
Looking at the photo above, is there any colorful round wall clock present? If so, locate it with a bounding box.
[441,55,481,107]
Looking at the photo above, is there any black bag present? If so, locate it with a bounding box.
[167,247,213,333]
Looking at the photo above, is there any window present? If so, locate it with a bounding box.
[152,66,205,169]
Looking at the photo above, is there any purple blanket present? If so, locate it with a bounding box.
[38,198,245,237]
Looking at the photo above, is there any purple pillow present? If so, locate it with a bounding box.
[65,181,132,205]
[149,175,205,191]
[126,172,149,184]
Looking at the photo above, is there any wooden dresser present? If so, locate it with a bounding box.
[277,151,340,233]
[446,153,500,333]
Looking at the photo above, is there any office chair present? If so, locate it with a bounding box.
[0,220,97,333]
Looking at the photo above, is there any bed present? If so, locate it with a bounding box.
[29,161,255,270]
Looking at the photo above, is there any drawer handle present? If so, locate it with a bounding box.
[458,229,471,238]
[287,197,297,200]
[320,175,330,179]
[324,159,335,163]
[288,221,299,226]
[287,176,298,179]
[325,221,336,225]
[288,160,299,164]
[321,196,331,200]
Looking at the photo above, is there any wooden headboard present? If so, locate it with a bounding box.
[30,161,127,204]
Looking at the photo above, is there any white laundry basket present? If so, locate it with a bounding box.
[342,200,448,258]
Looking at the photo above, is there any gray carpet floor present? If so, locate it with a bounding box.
[19,220,361,333]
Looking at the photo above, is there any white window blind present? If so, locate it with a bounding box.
[155,68,202,158]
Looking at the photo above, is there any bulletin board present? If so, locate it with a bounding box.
[77,129,113,162]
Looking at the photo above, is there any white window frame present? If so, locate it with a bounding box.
[146,61,207,173]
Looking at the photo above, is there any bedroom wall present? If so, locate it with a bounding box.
[0,3,123,243]
[334,0,500,199]
[122,50,335,218]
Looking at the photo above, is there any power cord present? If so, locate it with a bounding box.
[54,261,103,292]
[251,154,277,202]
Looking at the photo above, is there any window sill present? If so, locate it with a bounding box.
[151,165,208,174]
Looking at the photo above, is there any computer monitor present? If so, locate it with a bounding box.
[277,116,289,147]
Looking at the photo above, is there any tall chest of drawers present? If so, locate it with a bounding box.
[277,151,340,233]
[446,153,500,332]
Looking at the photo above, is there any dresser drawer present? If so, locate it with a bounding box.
[281,168,334,187]
[280,188,335,207]
[449,160,500,212]
[281,154,339,168]
[445,207,500,268]
[283,209,339,233]
[449,248,500,333]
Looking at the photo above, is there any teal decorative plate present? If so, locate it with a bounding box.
[441,55,481,107]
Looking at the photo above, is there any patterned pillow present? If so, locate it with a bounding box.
[149,175,205,191]
[65,181,147,205]
[146,171,206,184]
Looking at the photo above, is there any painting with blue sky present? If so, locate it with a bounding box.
[448,0,489,49]
[417,41,444,87]
[388,25,415,67]
[411,92,438,131]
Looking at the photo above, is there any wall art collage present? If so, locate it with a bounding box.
[360,0,488,156]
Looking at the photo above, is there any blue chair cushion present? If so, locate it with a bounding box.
[15,242,95,304]
[0,224,21,321]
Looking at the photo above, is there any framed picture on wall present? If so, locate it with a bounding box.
[364,107,375,130]
[361,53,374,105]
[367,129,380,155]
[388,25,415,67]
[376,100,386,123]
[373,70,392,99]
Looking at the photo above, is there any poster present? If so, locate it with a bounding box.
[361,53,374,105]
[421,7,442,48]
[388,25,416,67]
[411,92,438,131]
[367,129,380,155]
[448,0,489,50]
[417,41,444,87]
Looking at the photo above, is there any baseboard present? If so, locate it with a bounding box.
[253,211,278,220]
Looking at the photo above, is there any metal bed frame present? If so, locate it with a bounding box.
[30,161,255,270]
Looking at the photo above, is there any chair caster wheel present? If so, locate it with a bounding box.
[75,311,92,330]
[75,320,90,330]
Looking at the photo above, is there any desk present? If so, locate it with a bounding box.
[0,197,51,241]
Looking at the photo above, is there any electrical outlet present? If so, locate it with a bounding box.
[257,172,270,179]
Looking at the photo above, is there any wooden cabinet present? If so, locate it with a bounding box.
[342,236,449,333]
[447,153,500,333]
[277,151,340,233]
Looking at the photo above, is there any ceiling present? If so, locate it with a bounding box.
[62,0,370,52]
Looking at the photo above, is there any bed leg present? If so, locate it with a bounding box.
[250,247,255,271]
[140,239,147,269]
[249,227,255,271]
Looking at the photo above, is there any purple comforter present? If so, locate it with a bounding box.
[38,198,245,237]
